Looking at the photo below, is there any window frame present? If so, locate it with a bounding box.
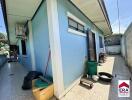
[77,23,85,33]
[68,17,85,33]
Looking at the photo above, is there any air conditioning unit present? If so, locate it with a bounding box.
[15,24,26,39]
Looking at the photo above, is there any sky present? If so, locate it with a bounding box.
[104,0,132,34]
[0,4,6,34]
[0,0,132,34]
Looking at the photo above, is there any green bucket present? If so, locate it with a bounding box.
[87,61,98,76]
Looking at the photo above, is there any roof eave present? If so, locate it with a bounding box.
[98,0,112,35]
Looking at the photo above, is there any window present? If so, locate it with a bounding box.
[21,40,27,55]
[78,24,84,33]
[68,18,77,30]
[99,36,103,48]
[68,17,85,33]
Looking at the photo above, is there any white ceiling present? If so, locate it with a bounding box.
[71,0,112,36]
[5,0,42,44]
[6,0,111,44]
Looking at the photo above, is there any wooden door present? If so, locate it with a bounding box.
[87,31,97,61]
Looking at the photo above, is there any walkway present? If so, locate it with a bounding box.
[0,62,34,100]
[0,56,131,100]
[61,55,132,100]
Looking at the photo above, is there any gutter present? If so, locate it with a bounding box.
[98,0,112,34]
[0,0,10,45]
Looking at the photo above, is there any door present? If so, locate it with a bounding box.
[87,30,97,61]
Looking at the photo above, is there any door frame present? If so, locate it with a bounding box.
[86,29,97,61]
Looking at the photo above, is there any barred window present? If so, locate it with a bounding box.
[68,17,85,33]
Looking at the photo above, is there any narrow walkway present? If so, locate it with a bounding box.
[0,56,131,100]
[61,55,132,100]
[0,62,34,100]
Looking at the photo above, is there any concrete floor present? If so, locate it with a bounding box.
[0,62,34,100]
[61,55,132,100]
[0,55,131,100]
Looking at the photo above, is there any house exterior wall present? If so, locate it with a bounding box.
[1,0,112,98]
[17,1,52,76]
[17,37,32,70]
[57,0,105,88]
[121,36,126,58]
[31,1,52,77]
[96,33,106,55]
[16,0,107,98]
[121,23,132,71]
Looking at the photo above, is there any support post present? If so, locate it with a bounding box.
[28,21,36,71]
[46,0,64,99]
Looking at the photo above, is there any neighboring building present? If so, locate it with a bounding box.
[105,34,122,55]
[121,23,132,72]
[1,0,112,99]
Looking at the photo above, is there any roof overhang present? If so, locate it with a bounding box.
[1,0,112,44]
[1,0,43,44]
[70,0,112,36]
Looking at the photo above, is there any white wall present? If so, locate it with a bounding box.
[106,45,121,55]
[121,23,132,72]
[121,36,126,58]
[125,24,132,70]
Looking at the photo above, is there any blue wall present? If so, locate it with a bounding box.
[16,0,105,89]
[31,2,52,77]
[17,35,32,70]
[57,0,104,88]
[95,32,105,61]
[17,2,52,77]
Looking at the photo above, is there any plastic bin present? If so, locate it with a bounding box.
[87,61,98,76]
